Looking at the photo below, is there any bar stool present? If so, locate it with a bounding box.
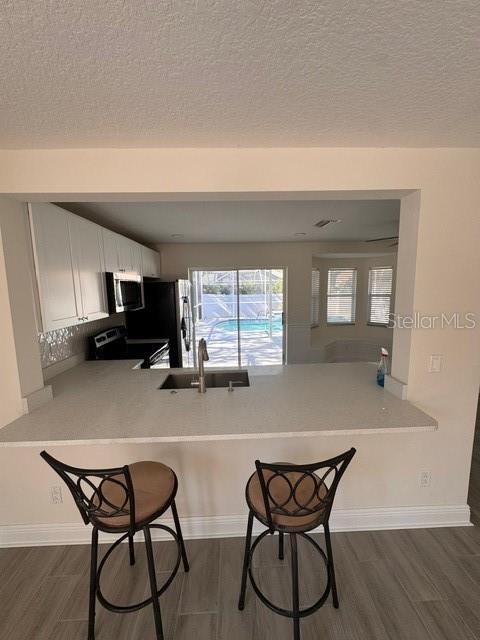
[40,451,189,640]
[238,448,356,640]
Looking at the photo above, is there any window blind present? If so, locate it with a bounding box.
[368,267,393,325]
[327,268,357,324]
[311,268,320,327]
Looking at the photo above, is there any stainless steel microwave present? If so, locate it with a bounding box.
[105,272,144,313]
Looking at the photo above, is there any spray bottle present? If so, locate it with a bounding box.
[377,347,389,387]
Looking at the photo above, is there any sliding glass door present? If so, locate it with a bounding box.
[190,268,285,367]
[190,269,239,367]
[237,269,284,366]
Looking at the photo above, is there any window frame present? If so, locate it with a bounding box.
[326,267,357,325]
[367,266,393,326]
[311,268,320,328]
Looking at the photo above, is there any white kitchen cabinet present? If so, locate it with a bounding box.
[30,202,156,331]
[142,246,161,277]
[152,249,160,276]
[29,203,83,331]
[71,217,108,322]
[131,241,143,275]
[117,235,134,272]
[29,203,108,332]
[102,229,120,272]
[103,231,143,275]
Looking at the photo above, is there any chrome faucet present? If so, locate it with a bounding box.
[194,338,209,393]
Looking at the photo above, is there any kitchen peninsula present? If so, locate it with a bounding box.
[0,360,452,548]
[0,361,436,447]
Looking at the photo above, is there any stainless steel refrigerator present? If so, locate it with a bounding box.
[125,279,193,368]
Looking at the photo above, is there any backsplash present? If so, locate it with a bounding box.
[39,314,125,369]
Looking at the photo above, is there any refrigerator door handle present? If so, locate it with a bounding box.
[181,296,192,351]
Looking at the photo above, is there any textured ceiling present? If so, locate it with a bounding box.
[2,1,479,148]
[58,199,400,244]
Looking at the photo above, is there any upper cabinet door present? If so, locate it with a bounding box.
[29,203,83,332]
[142,247,161,277]
[151,249,161,277]
[117,235,134,272]
[102,229,120,272]
[71,217,108,322]
[131,242,143,275]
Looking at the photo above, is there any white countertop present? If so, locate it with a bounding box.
[0,361,437,447]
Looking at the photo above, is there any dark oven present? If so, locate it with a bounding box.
[89,326,170,369]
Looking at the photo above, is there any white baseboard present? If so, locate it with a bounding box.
[330,504,471,531]
[0,504,471,548]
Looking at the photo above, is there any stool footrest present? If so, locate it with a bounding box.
[96,524,182,614]
[247,530,331,619]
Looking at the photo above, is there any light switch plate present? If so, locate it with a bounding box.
[429,354,443,373]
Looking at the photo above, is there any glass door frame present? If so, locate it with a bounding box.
[188,266,287,367]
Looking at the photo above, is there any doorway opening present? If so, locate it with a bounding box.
[189,268,285,367]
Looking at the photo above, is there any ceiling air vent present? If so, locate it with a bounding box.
[314,219,341,228]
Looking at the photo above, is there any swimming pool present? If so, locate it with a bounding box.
[212,317,283,333]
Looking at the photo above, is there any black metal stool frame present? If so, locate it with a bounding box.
[238,448,356,640]
[40,451,189,640]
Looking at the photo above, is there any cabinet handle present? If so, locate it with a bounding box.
[84,316,89,321]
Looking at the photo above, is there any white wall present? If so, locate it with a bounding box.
[311,254,396,359]
[160,241,314,363]
[159,240,384,364]
[0,147,478,528]
[0,433,453,531]
[391,191,421,385]
[0,225,24,426]
[0,197,44,398]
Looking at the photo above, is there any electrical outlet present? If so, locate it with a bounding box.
[420,471,431,488]
[50,485,63,504]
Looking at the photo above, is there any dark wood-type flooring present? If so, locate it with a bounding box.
[2,398,480,639]
[2,524,480,639]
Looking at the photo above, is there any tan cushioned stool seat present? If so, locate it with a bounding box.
[247,467,328,530]
[94,461,176,529]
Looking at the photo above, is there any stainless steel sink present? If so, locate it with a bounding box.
[159,370,250,390]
